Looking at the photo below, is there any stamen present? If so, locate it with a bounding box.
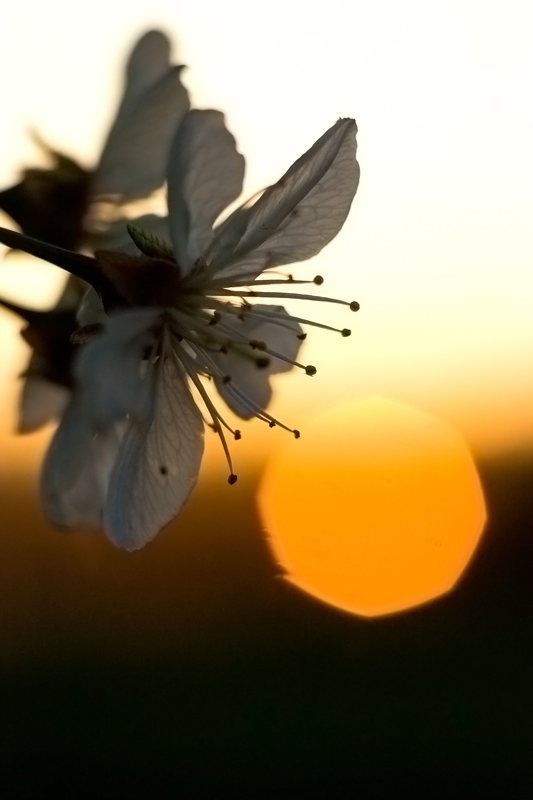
[221,378,300,437]
[208,316,313,374]
[172,345,238,478]
[172,308,272,369]
[249,342,315,375]
[240,306,353,336]
[189,343,299,436]
[213,289,359,309]
[204,277,322,289]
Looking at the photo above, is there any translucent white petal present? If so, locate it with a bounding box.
[75,309,160,430]
[208,118,359,281]
[104,351,205,550]
[120,31,173,111]
[212,305,303,419]
[92,34,190,200]
[167,110,245,274]
[40,397,123,529]
[18,376,70,433]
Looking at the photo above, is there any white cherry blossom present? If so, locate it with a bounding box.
[0,112,360,550]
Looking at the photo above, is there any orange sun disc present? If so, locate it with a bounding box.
[259,397,487,617]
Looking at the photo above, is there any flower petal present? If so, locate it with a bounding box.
[75,309,159,430]
[207,118,359,282]
[212,305,303,419]
[118,31,174,112]
[167,110,245,274]
[92,33,190,200]
[18,376,70,433]
[40,397,123,529]
[104,350,205,550]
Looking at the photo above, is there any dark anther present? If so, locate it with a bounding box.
[222,375,232,384]
[160,466,168,476]
[219,346,228,354]
[234,430,241,440]
[350,301,360,312]
[341,328,351,337]
[287,274,294,282]
[305,365,317,376]
[294,430,301,439]
[208,312,221,326]
[228,473,238,485]
[297,332,307,341]
[256,357,270,369]
[313,275,324,285]
[269,421,276,428]
[249,339,258,349]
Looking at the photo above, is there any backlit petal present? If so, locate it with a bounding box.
[104,349,205,550]
[18,377,70,433]
[93,32,190,200]
[207,118,358,282]
[75,309,159,429]
[167,110,245,274]
[40,397,123,529]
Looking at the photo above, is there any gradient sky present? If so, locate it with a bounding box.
[0,0,532,465]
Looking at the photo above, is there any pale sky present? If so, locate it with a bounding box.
[1,0,532,458]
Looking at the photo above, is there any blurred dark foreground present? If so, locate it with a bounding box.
[0,449,532,798]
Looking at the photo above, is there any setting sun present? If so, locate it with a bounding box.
[260,397,487,616]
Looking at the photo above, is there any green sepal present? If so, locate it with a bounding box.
[127,224,174,261]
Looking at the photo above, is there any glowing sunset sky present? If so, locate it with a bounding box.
[0,0,532,460]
